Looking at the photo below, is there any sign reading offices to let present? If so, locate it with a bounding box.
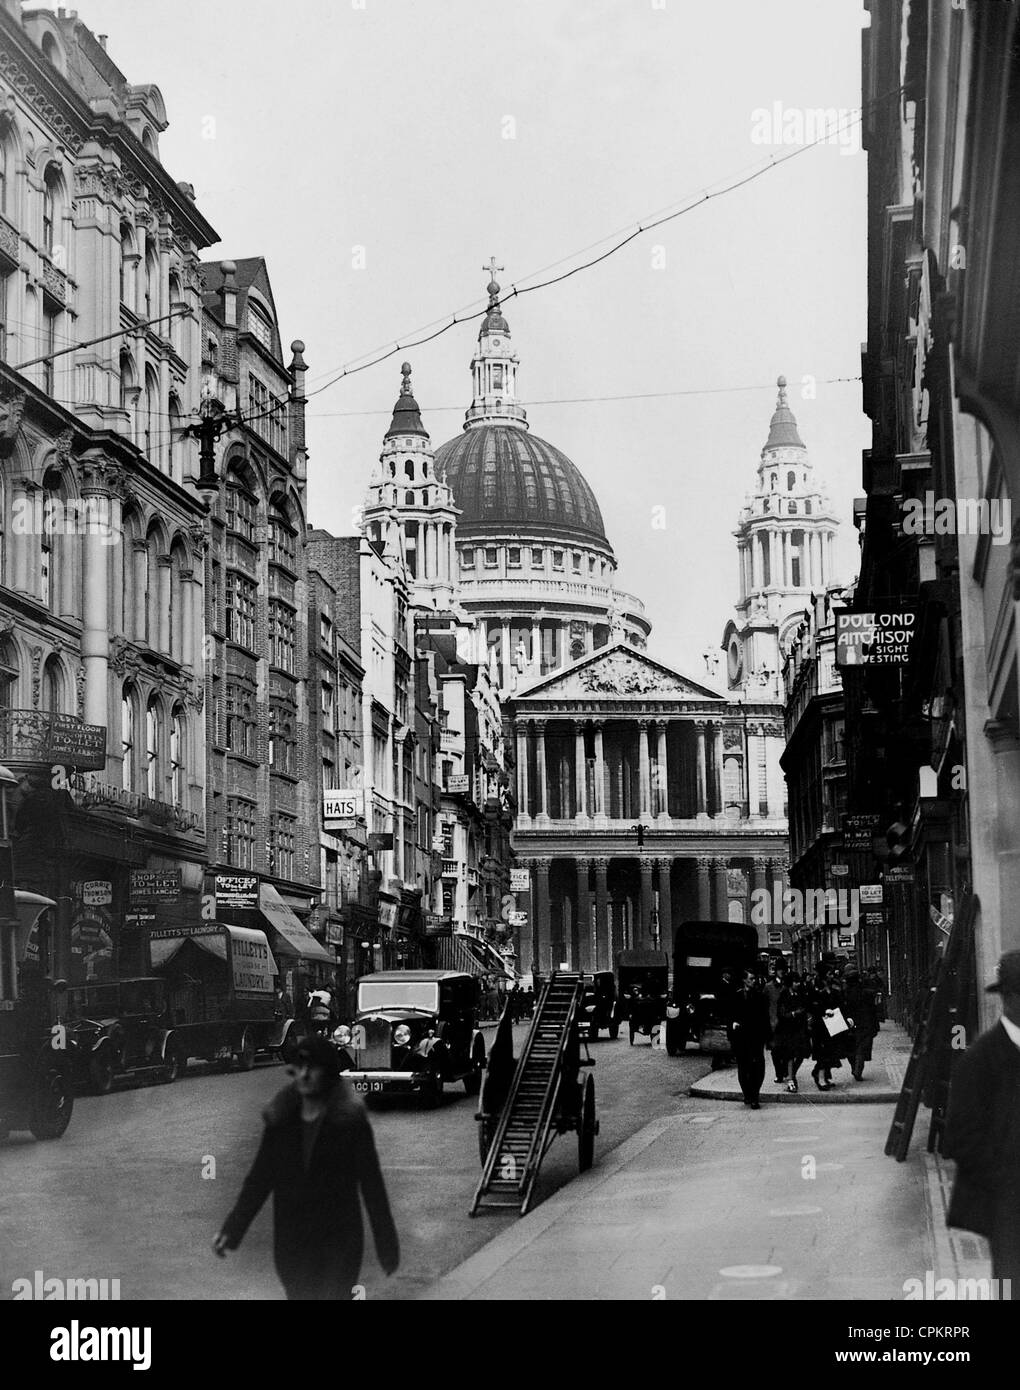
[214,874,259,912]
[836,610,917,667]
[447,775,470,794]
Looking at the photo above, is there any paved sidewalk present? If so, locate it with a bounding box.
[422,1088,930,1300]
[689,1021,911,1104]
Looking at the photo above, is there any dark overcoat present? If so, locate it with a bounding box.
[944,1022,1020,1239]
[220,1079,399,1298]
[727,987,772,1055]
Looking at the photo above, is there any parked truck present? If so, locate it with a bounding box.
[150,922,295,1073]
[666,920,759,1057]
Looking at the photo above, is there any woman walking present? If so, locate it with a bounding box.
[809,971,845,1091]
[775,975,812,1092]
[213,1036,399,1299]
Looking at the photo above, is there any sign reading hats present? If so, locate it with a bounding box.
[323,789,363,829]
[836,609,917,666]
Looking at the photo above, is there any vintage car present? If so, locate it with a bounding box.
[66,976,177,1092]
[666,921,759,1058]
[615,950,670,1044]
[334,970,487,1102]
[578,971,619,1040]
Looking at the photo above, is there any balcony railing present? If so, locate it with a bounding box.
[0,709,107,771]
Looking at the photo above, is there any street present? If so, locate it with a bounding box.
[0,1029,707,1302]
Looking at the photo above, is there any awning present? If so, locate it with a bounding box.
[259,883,333,964]
[150,924,279,976]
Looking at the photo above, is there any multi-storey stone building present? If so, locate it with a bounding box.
[0,4,213,983]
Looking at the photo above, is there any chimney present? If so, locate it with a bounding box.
[219,259,237,328]
[97,34,108,50]
[288,339,308,478]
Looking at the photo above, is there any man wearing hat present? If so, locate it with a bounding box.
[213,1035,399,1299]
[943,950,1020,1298]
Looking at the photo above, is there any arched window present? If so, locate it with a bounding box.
[41,655,63,712]
[388,461,396,478]
[143,366,158,459]
[170,707,185,805]
[404,460,414,480]
[168,393,183,483]
[804,500,812,516]
[144,245,159,322]
[0,636,17,708]
[169,540,187,663]
[141,127,156,156]
[145,697,161,799]
[42,163,61,256]
[404,490,414,506]
[119,223,134,307]
[41,32,64,72]
[0,130,8,217]
[247,298,274,351]
[40,471,64,610]
[771,473,777,489]
[787,471,796,491]
[121,687,136,792]
[268,495,296,569]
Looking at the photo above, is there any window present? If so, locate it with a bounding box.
[269,600,295,672]
[0,270,8,362]
[226,572,257,650]
[531,547,544,568]
[320,614,332,649]
[484,547,498,569]
[268,503,296,569]
[41,656,62,713]
[42,308,58,395]
[142,367,158,458]
[42,165,59,255]
[552,549,564,571]
[321,682,335,726]
[404,460,414,480]
[121,689,136,792]
[572,551,582,574]
[226,798,257,870]
[787,471,796,491]
[226,483,257,543]
[0,134,7,217]
[508,546,521,568]
[248,373,286,455]
[247,299,274,352]
[462,548,475,570]
[269,703,296,775]
[270,814,296,880]
[145,698,161,799]
[225,683,257,759]
[119,223,134,307]
[589,556,596,574]
[170,709,185,806]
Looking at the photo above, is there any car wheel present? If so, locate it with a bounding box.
[89,1050,115,1095]
[161,1044,184,1084]
[236,1030,256,1072]
[463,1040,485,1096]
[29,1065,74,1140]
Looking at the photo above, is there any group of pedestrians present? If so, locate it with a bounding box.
[728,958,885,1107]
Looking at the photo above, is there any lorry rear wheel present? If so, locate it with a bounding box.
[90,1051,115,1095]
[29,1066,73,1140]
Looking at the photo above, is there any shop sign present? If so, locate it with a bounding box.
[324,923,344,946]
[830,864,849,877]
[378,900,398,929]
[130,870,181,903]
[509,869,531,892]
[863,910,885,929]
[836,610,917,667]
[884,866,915,884]
[507,910,528,927]
[843,814,882,850]
[80,880,112,906]
[447,775,470,794]
[214,874,259,912]
[323,789,363,826]
[859,884,884,905]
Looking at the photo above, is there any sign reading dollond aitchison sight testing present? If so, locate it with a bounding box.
[835,609,917,666]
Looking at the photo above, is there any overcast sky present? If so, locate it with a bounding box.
[44,0,870,675]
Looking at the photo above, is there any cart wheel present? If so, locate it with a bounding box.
[29,1064,74,1140]
[578,1075,596,1172]
[478,1116,496,1165]
[89,1050,116,1095]
[236,1030,256,1072]
[608,1020,620,1040]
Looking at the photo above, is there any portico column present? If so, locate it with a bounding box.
[655,857,672,951]
[531,617,541,671]
[574,721,588,818]
[697,856,712,919]
[695,722,708,815]
[638,719,651,818]
[534,857,552,974]
[768,530,778,587]
[535,719,548,819]
[782,531,791,587]
[515,721,530,818]
[593,720,606,818]
[639,855,654,949]
[133,538,148,643]
[157,555,172,654]
[656,722,669,819]
[11,479,33,593]
[594,857,610,971]
[712,725,725,815]
[576,858,593,972]
[752,856,769,898]
[712,857,729,920]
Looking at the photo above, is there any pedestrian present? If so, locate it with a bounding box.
[727,968,772,1109]
[843,968,880,1081]
[763,962,788,1084]
[212,1036,399,1300]
[775,974,811,1093]
[809,970,845,1090]
[943,951,1020,1300]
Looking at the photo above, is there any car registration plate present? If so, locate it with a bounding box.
[353,1081,383,1093]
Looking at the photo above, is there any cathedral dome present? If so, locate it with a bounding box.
[434,424,610,547]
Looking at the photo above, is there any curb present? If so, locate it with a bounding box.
[417,1113,681,1300]
[689,1076,900,1104]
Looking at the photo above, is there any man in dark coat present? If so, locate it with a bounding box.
[944,950,1020,1300]
[727,969,772,1108]
[213,1036,399,1299]
[843,969,880,1081]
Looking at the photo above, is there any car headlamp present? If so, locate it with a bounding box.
[333,1025,352,1045]
[393,1024,412,1046]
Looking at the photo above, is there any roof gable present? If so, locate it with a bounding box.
[514,642,725,702]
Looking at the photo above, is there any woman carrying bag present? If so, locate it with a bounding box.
[810,973,847,1090]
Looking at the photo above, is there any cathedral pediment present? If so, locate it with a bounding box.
[515,643,723,702]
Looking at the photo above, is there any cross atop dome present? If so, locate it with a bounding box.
[483,256,504,304]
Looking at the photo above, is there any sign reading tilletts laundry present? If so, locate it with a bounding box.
[835,610,917,667]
